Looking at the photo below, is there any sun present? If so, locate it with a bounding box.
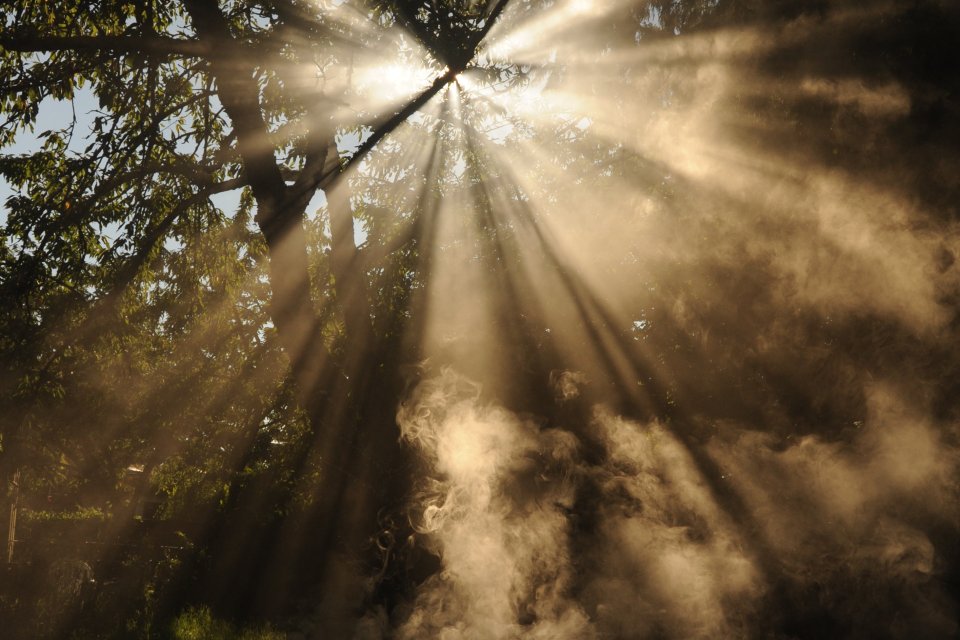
[356,61,437,108]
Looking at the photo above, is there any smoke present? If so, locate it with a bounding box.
[394,370,593,639]
[360,2,960,637]
[578,408,762,639]
[550,369,588,402]
[708,383,960,636]
[383,370,959,639]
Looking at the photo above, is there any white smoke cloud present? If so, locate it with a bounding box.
[580,409,762,639]
[392,370,762,638]
[387,372,959,639]
[707,382,960,636]
[395,369,592,639]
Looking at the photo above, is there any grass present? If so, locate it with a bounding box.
[170,606,285,640]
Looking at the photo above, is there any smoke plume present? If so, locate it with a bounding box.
[384,370,958,639]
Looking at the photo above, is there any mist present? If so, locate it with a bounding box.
[363,0,960,637]
[2,0,958,637]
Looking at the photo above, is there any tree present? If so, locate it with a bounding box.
[0,0,541,631]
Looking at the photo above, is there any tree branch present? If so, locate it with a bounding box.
[182,0,329,409]
[0,34,213,58]
[182,0,288,227]
[306,0,512,195]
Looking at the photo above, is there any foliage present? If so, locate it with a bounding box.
[22,506,106,522]
[170,606,284,640]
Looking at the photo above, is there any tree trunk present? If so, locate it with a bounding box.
[7,468,19,564]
